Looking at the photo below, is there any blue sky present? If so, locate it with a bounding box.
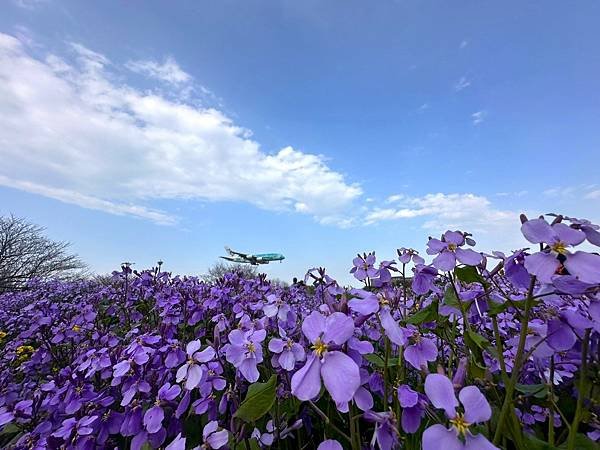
[1,0,599,284]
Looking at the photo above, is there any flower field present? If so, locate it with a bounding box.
[1,214,599,450]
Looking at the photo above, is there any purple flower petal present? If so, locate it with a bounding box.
[553,223,586,246]
[424,374,458,419]
[317,439,343,450]
[291,354,322,401]
[354,386,373,411]
[546,319,576,352]
[464,433,500,450]
[379,307,405,346]
[458,385,491,424]
[143,406,164,434]
[268,338,285,353]
[524,252,560,284]
[521,218,556,244]
[165,433,186,450]
[348,295,380,315]
[564,251,600,284]
[302,311,326,343]
[444,231,465,245]
[433,251,456,271]
[401,406,423,433]
[397,385,418,408]
[186,340,201,356]
[239,358,260,382]
[323,312,355,345]
[321,351,360,404]
[206,429,229,449]
[455,248,482,266]
[422,424,462,450]
[185,364,204,390]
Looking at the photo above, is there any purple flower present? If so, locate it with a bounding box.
[427,231,483,271]
[521,218,600,284]
[423,374,497,450]
[347,290,406,346]
[291,311,360,406]
[364,410,400,450]
[317,439,343,450]
[176,340,216,390]
[202,420,229,449]
[225,328,266,382]
[397,385,426,433]
[412,264,438,295]
[397,247,425,265]
[403,326,438,370]
[143,382,181,434]
[350,252,378,281]
[268,330,305,371]
[263,294,291,322]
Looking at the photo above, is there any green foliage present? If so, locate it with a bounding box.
[234,375,278,423]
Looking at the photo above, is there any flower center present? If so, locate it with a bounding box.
[447,243,457,251]
[450,413,470,436]
[312,337,328,357]
[551,241,567,255]
[72,325,81,332]
[246,342,256,353]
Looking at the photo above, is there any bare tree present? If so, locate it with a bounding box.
[0,215,87,292]
[201,261,258,283]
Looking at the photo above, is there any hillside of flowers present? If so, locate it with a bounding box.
[1,213,599,450]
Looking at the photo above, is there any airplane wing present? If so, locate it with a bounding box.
[224,246,249,258]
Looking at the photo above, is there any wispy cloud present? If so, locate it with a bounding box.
[459,40,469,49]
[364,192,518,235]
[471,110,486,125]
[454,76,471,91]
[0,33,361,225]
[126,56,191,85]
[11,0,48,10]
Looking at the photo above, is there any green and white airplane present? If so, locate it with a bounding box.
[220,246,285,265]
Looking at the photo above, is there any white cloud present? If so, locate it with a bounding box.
[11,0,47,10]
[454,76,471,92]
[364,193,517,234]
[0,33,361,225]
[417,103,429,113]
[126,56,191,85]
[585,190,600,200]
[459,40,469,49]
[472,110,486,125]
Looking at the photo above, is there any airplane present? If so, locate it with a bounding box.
[220,246,285,265]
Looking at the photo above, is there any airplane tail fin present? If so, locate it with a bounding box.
[224,246,233,256]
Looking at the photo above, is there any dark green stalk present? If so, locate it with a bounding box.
[566,329,591,450]
[492,276,536,446]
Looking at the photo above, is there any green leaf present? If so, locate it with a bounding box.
[454,265,485,285]
[558,434,600,450]
[406,300,438,324]
[466,330,490,350]
[443,287,461,309]
[0,423,19,436]
[364,354,399,367]
[523,433,559,450]
[516,383,549,399]
[488,299,508,316]
[234,375,278,422]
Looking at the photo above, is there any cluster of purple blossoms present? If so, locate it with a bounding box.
[0,212,598,449]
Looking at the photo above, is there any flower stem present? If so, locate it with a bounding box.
[308,401,352,445]
[566,329,591,450]
[492,276,536,446]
